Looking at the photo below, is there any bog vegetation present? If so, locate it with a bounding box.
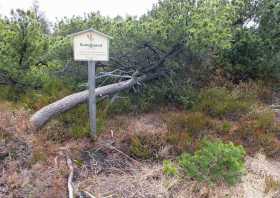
[0,0,279,187]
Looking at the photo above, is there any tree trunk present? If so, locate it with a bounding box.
[30,75,149,129]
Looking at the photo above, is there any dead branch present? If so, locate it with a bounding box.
[30,42,185,129]
[66,156,75,198]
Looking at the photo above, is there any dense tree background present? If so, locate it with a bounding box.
[0,0,279,106]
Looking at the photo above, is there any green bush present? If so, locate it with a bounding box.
[185,112,212,134]
[254,109,275,130]
[128,133,167,159]
[59,104,106,138]
[106,96,133,115]
[165,112,189,133]
[164,112,211,136]
[163,160,177,176]
[129,135,152,159]
[179,139,246,185]
[194,87,255,118]
[220,121,232,134]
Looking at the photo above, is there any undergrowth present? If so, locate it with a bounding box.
[194,87,257,119]
[179,139,246,185]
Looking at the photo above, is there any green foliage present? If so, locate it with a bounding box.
[0,9,49,88]
[106,96,133,115]
[185,112,212,134]
[59,104,106,138]
[254,109,275,130]
[164,112,211,137]
[0,0,279,144]
[128,133,167,159]
[163,160,177,176]
[163,111,212,154]
[222,0,280,81]
[129,135,152,159]
[179,139,246,185]
[220,121,232,134]
[194,87,256,118]
[165,112,189,133]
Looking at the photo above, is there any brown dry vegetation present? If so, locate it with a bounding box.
[1,81,280,198]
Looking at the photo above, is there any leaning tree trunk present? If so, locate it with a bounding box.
[30,42,185,129]
[30,75,148,129]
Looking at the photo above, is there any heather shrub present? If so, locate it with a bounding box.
[129,135,152,159]
[185,112,212,134]
[194,87,256,118]
[128,133,166,159]
[59,104,106,138]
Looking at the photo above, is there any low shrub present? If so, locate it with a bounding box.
[218,121,232,134]
[163,160,177,176]
[129,135,152,159]
[230,117,280,157]
[59,104,106,139]
[166,132,193,154]
[106,96,133,115]
[177,86,199,110]
[164,112,189,133]
[185,112,212,134]
[128,133,166,159]
[194,87,256,119]
[21,79,71,110]
[235,81,273,104]
[0,85,19,101]
[253,108,276,130]
[179,139,246,185]
[164,112,212,154]
[164,112,211,135]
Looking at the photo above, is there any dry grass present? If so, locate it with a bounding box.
[1,87,280,198]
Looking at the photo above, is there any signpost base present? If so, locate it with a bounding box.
[88,60,96,138]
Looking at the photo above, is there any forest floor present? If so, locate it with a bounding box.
[1,100,280,198]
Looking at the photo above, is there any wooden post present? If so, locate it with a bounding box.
[72,29,112,139]
[88,60,96,138]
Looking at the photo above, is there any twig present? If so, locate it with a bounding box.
[66,156,75,198]
[104,143,141,165]
[83,190,96,198]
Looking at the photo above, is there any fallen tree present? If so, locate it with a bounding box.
[30,42,185,129]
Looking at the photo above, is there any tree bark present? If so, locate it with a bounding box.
[30,42,185,129]
[30,75,149,129]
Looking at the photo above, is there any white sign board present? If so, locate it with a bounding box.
[73,29,110,61]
